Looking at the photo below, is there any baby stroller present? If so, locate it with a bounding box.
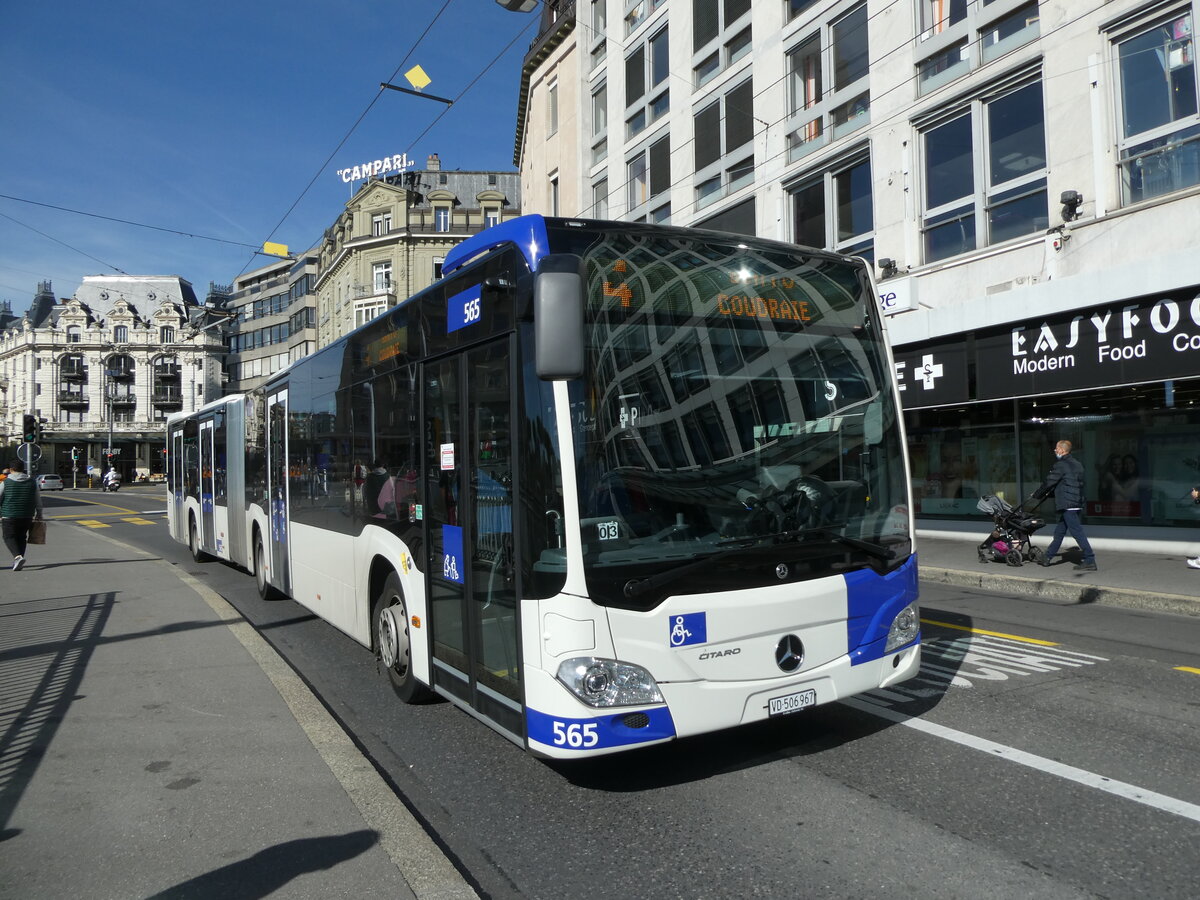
[975,494,1047,566]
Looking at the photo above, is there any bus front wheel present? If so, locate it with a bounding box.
[375,573,433,703]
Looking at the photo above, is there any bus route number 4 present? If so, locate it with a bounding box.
[552,721,599,748]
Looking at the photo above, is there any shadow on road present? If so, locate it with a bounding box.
[146,830,381,900]
[0,591,115,840]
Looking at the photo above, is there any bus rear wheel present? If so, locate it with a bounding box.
[375,573,432,703]
[254,533,277,600]
[189,517,208,563]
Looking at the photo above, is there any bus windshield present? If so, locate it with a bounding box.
[568,231,909,609]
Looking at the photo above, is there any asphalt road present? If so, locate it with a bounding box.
[55,490,1200,900]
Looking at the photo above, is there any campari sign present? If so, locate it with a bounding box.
[337,152,414,183]
[975,284,1200,400]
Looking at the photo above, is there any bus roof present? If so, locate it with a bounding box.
[442,214,865,279]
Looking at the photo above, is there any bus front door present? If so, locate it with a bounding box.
[266,389,290,597]
[424,338,521,741]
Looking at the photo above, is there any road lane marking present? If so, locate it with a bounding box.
[844,698,1200,824]
[921,618,1058,646]
[1175,666,1200,675]
[76,519,111,529]
[121,517,156,525]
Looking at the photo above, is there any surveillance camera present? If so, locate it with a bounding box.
[1060,190,1083,222]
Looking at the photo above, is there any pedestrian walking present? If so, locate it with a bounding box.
[1187,486,1200,569]
[1033,440,1097,571]
[0,459,44,571]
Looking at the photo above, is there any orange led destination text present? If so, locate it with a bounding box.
[716,293,811,323]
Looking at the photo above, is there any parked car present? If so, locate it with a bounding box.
[36,474,64,491]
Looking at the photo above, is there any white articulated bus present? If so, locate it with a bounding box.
[167,215,920,758]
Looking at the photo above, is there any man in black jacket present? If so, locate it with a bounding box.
[1033,440,1097,571]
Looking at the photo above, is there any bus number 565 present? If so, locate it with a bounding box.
[552,721,599,748]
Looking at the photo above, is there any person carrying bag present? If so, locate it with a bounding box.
[0,459,44,570]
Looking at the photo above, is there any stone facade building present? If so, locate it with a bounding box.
[314,154,521,347]
[0,277,224,482]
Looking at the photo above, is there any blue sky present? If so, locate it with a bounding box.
[0,1,538,311]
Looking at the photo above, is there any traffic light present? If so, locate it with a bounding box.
[22,414,36,443]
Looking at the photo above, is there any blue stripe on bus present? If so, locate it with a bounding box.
[526,706,676,751]
[442,214,550,276]
[844,555,919,666]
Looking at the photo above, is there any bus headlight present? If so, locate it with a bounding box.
[885,603,920,652]
[556,657,664,708]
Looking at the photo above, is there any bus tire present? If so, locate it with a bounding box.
[375,572,433,703]
[254,532,278,600]
[189,517,208,563]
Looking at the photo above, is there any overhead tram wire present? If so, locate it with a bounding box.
[0,209,128,276]
[402,16,539,154]
[238,0,460,280]
[0,193,263,252]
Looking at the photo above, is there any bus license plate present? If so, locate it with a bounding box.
[768,688,817,717]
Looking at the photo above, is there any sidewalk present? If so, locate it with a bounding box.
[917,529,1200,617]
[0,526,474,900]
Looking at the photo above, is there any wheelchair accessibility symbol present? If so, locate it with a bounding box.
[669,612,706,647]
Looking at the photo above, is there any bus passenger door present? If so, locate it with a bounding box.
[199,418,215,552]
[424,338,521,740]
[169,426,185,540]
[266,389,290,597]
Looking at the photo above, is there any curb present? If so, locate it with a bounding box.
[920,565,1200,617]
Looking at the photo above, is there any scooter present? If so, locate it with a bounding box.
[104,478,121,492]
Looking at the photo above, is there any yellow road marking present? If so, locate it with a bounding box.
[1175,666,1200,675]
[122,517,156,525]
[77,519,111,528]
[53,497,141,515]
[920,617,1059,646]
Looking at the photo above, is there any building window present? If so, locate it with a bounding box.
[786,3,871,162]
[354,299,387,328]
[921,80,1048,263]
[373,261,392,293]
[693,0,751,52]
[435,207,451,232]
[627,135,671,211]
[433,257,445,280]
[786,0,820,22]
[592,83,609,165]
[372,212,392,236]
[160,326,175,344]
[66,325,81,343]
[1115,10,1200,205]
[693,79,754,207]
[113,325,128,343]
[548,80,559,136]
[484,208,500,229]
[551,177,560,216]
[593,178,610,218]
[790,154,874,260]
[626,26,669,138]
[916,0,1041,95]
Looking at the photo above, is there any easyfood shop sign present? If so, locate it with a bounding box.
[975,285,1200,400]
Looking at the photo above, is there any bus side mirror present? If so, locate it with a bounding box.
[534,254,585,380]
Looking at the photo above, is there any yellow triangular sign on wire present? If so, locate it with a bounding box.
[405,65,432,90]
[263,241,289,258]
